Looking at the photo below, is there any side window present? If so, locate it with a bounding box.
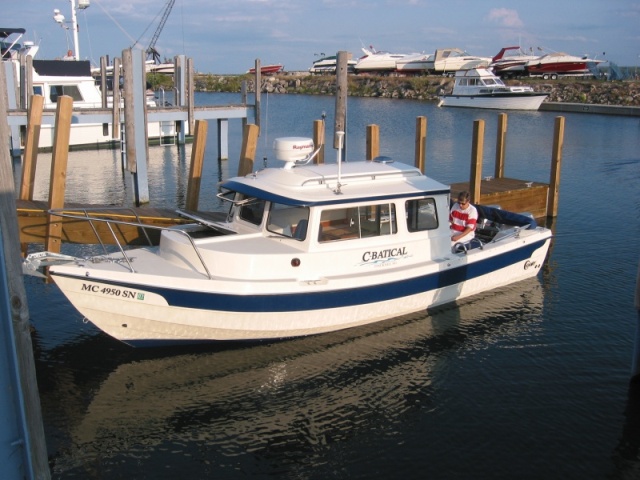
[50,85,83,103]
[267,204,310,240]
[319,204,396,242]
[239,197,265,226]
[32,86,43,96]
[406,198,439,232]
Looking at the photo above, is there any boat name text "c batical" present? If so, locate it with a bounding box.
[362,247,408,262]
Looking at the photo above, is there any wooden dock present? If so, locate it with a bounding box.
[15,110,564,248]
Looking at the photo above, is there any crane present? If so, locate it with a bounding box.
[146,0,175,64]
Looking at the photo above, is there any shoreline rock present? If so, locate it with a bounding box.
[194,73,640,107]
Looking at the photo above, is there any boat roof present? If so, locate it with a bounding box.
[220,160,450,207]
[0,28,26,39]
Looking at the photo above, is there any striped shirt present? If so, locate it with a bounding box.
[450,203,478,239]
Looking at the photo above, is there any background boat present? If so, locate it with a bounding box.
[438,67,549,110]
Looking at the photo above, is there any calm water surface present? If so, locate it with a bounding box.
[19,93,640,479]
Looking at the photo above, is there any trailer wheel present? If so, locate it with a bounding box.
[550,74,558,80]
[542,74,550,80]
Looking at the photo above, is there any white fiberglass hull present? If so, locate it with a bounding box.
[49,232,550,346]
[439,93,547,110]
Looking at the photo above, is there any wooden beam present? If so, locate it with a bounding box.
[19,95,43,201]
[415,116,427,173]
[313,119,325,164]
[366,124,379,160]
[469,119,485,204]
[185,120,208,211]
[45,96,73,254]
[238,123,260,176]
[0,56,51,480]
[495,113,507,179]
[547,116,565,218]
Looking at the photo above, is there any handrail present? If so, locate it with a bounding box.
[47,208,214,279]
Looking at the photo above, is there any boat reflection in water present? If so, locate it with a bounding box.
[40,278,545,476]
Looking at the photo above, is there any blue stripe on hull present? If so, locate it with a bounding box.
[52,240,547,313]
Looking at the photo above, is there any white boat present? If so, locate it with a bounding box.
[431,48,491,75]
[395,53,433,74]
[309,54,356,74]
[438,68,549,110]
[24,137,552,346]
[490,46,541,78]
[3,27,178,151]
[354,46,411,73]
[525,50,602,78]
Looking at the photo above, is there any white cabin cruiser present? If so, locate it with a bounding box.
[24,137,552,346]
[3,27,178,151]
[438,68,549,110]
[355,47,410,73]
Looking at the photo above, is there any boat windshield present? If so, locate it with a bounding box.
[267,203,310,240]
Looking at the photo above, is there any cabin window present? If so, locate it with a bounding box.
[319,203,396,242]
[406,198,439,232]
[238,196,266,226]
[49,85,83,103]
[32,86,43,96]
[267,204,310,240]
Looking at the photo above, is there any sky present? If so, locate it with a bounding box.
[4,0,640,74]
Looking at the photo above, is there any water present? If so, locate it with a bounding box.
[19,93,640,479]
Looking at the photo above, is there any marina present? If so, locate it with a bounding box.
[11,93,638,478]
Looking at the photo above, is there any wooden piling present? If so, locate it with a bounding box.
[45,96,73,254]
[112,57,121,140]
[495,113,507,179]
[366,124,379,160]
[469,119,485,203]
[415,116,427,173]
[19,95,43,201]
[0,59,51,480]
[254,59,261,130]
[547,116,565,218]
[238,124,260,176]
[313,119,325,164]
[185,120,208,211]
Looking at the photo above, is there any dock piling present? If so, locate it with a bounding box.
[334,51,348,161]
[366,124,379,160]
[469,119,485,204]
[238,124,260,176]
[185,120,208,211]
[45,96,73,254]
[415,116,427,173]
[19,95,43,202]
[313,119,325,164]
[547,116,565,218]
[495,113,507,179]
[0,60,50,479]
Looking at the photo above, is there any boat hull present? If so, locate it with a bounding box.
[50,235,551,346]
[439,93,548,110]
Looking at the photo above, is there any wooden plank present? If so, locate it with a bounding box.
[495,113,507,178]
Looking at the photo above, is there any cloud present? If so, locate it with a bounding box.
[487,8,524,28]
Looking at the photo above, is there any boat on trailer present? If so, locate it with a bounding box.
[24,137,552,347]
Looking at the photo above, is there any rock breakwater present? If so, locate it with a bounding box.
[194,73,640,107]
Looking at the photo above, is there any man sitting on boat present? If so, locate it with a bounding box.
[450,191,478,245]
